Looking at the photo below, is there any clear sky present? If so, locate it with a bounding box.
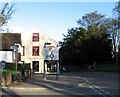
[7,2,116,42]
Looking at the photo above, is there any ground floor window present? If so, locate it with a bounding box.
[47,64,57,72]
[32,61,39,72]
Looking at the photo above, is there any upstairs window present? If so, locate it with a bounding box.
[32,33,39,42]
[32,46,39,56]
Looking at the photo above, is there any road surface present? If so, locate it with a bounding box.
[1,72,119,97]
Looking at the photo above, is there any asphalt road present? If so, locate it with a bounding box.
[1,72,119,97]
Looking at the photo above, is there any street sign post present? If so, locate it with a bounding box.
[43,45,59,80]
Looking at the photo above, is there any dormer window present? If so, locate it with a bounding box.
[32,33,39,42]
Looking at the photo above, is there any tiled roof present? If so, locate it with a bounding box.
[0,33,21,50]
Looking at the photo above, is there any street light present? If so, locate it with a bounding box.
[10,44,19,71]
[15,45,18,71]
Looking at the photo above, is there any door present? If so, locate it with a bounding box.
[32,61,39,72]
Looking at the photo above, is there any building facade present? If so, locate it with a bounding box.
[0,31,58,73]
[21,30,58,73]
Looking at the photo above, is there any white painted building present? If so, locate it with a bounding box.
[20,29,58,73]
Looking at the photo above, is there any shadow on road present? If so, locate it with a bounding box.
[2,72,119,96]
[2,89,21,97]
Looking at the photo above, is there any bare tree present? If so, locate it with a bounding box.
[113,1,120,43]
[111,1,120,64]
[0,2,15,31]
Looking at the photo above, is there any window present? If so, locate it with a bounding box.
[21,46,25,56]
[32,33,39,42]
[32,46,39,56]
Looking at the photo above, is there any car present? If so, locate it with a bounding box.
[63,67,70,72]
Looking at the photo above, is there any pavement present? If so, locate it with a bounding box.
[2,72,87,90]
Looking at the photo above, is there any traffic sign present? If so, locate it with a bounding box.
[43,47,59,60]
[1,61,5,69]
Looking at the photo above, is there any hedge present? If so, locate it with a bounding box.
[96,64,119,71]
[4,62,30,71]
[2,69,20,74]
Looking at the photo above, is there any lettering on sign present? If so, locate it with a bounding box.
[43,47,59,60]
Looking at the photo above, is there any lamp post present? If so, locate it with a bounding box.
[10,44,18,71]
[15,50,18,71]
[14,44,19,71]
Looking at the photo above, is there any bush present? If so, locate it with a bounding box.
[18,63,30,71]
[97,64,119,72]
[1,62,31,83]
[5,62,30,71]
[4,63,16,70]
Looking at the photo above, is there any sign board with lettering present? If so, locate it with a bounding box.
[43,46,59,60]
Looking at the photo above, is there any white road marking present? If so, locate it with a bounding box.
[89,84,116,97]
[89,86,107,97]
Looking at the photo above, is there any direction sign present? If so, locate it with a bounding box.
[43,47,59,60]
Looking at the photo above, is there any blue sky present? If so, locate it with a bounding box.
[8,2,116,42]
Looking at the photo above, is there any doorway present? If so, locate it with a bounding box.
[32,61,39,72]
